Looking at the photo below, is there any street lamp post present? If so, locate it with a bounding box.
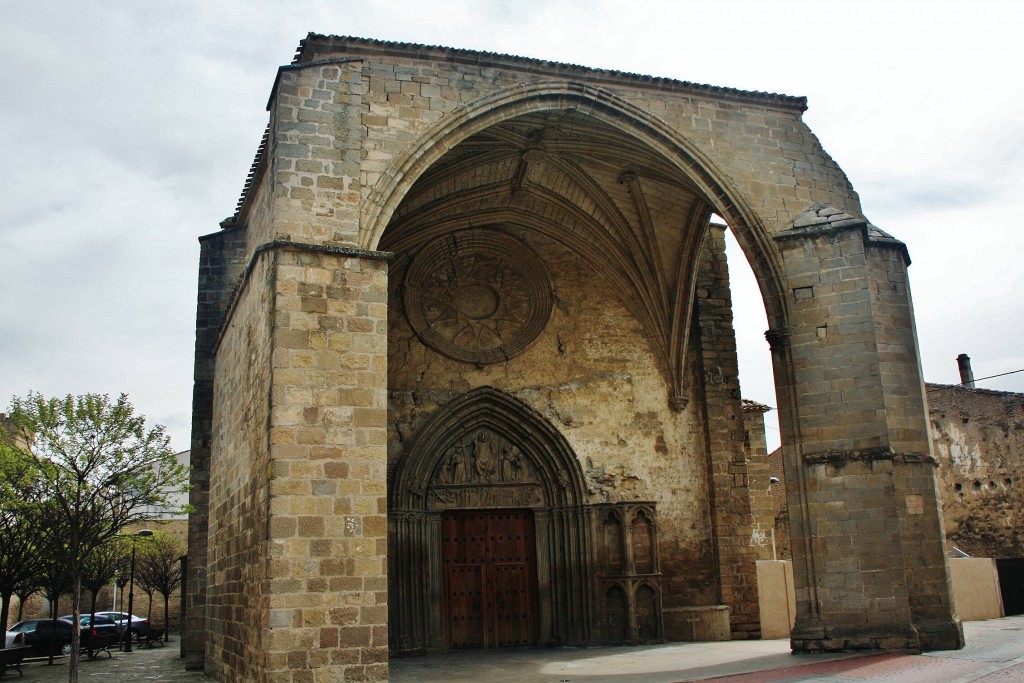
[124,529,153,653]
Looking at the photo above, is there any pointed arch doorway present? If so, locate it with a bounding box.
[389,387,592,654]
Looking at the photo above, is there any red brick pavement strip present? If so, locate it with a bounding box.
[702,652,1022,683]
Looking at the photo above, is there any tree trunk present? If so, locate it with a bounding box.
[0,592,10,649]
[46,595,58,666]
[69,574,81,683]
[163,592,170,641]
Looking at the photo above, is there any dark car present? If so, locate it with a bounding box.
[6,619,73,657]
[76,615,121,658]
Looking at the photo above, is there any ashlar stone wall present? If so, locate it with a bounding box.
[772,210,960,651]
[691,225,760,637]
[264,248,389,680]
[206,252,275,680]
[190,33,962,681]
[752,383,1024,567]
[259,35,861,265]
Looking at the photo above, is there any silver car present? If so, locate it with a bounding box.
[93,611,150,638]
[4,629,25,648]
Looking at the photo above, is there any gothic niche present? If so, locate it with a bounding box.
[593,503,664,644]
[428,430,545,510]
[402,228,553,365]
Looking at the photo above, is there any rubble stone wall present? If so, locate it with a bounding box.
[928,384,1024,558]
[387,231,719,611]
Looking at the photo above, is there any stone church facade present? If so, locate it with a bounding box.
[187,34,963,681]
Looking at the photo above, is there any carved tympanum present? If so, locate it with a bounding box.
[427,429,543,509]
[403,229,553,364]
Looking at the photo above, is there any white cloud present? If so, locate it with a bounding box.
[2,0,1021,451]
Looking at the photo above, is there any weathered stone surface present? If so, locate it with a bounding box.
[928,384,1024,558]
[189,33,960,681]
[760,382,1024,588]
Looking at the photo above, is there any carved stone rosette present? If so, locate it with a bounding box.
[403,229,553,364]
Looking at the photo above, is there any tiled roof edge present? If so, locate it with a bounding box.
[742,399,773,413]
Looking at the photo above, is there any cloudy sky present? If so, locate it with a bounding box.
[2,1,1022,452]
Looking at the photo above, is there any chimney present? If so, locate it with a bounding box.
[956,353,976,388]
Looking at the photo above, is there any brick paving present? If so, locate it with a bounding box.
[8,642,204,682]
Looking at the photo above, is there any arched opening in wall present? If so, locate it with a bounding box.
[378,92,790,652]
[722,225,780,451]
[721,219,788,561]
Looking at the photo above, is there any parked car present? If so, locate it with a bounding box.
[3,630,25,649]
[76,615,121,657]
[58,614,122,652]
[94,611,150,639]
[6,619,73,657]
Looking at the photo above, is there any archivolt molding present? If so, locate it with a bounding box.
[390,386,589,512]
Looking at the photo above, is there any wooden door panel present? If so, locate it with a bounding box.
[446,564,485,648]
[488,511,532,563]
[492,563,534,646]
[442,509,536,648]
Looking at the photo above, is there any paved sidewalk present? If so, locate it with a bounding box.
[8,642,203,681]
[391,616,1024,682]
[9,615,1024,681]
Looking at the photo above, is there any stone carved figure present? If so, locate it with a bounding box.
[500,445,524,483]
[446,446,470,484]
[431,430,540,489]
[474,431,498,482]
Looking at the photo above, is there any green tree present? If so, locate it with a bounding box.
[37,547,74,664]
[80,538,127,622]
[1,392,189,682]
[0,439,46,648]
[136,533,184,641]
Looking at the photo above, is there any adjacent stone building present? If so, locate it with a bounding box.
[187,34,963,682]
[928,381,1024,558]
[755,370,1024,562]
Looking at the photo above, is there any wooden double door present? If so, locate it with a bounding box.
[442,509,538,648]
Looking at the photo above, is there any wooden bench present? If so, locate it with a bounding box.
[0,645,28,679]
[83,635,118,660]
[140,628,164,648]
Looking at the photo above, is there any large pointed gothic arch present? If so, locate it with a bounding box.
[389,387,594,653]
[372,81,792,413]
[363,80,790,333]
